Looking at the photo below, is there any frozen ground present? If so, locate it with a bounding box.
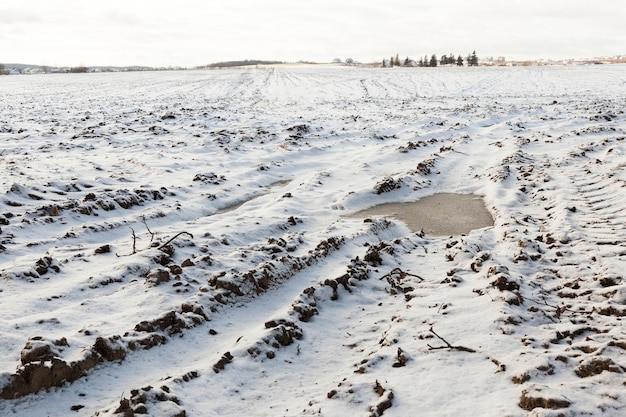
[1,64,625,416]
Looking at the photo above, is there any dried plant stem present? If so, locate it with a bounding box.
[427,326,476,353]
[141,215,155,242]
[159,231,194,249]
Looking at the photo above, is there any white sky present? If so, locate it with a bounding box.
[1,0,624,67]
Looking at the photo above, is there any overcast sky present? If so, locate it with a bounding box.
[1,0,624,67]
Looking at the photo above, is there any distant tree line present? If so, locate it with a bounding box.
[201,59,283,69]
[70,65,88,73]
[0,63,9,75]
[382,51,479,67]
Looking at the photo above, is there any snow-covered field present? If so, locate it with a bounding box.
[1,64,625,417]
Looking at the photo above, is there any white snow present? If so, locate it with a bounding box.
[1,64,626,416]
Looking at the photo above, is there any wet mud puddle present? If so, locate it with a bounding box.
[350,193,494,236]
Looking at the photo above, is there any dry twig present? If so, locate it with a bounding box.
[116,227,193,257]
[159,231,194,249]
[427,326,476,353]
[141,215,155,242]
[381,267,424,282]
[381,268,424,294]
[117,227,139,257]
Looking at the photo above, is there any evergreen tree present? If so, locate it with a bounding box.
[390,56,394,67]
[394,54,401,67]
[429,54,438,67]
[382,59,386,68]
[418,57,424,67]
[469,50,478,66]
[441,54,448,65]
[404,56,410,66]
[457,55,464,66]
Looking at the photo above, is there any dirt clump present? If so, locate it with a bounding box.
[213,352,233,373]
[95,244,111,254]
[519,386,571,411]
[20,336,68,364]
[575,357,625,378]
[145,268,171,286]
[94,336,127,361]
[374,176,402,194]
[1,349,101,399]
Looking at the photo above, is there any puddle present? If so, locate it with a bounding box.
[349,193,493,236]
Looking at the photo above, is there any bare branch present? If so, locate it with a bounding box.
[427,326,476,353]
[141,215,155,242]
[381,268,424,295]
[115,227,139,257]
[382,267,424,282]
[131,228,137,254]
[158,231,194,249]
